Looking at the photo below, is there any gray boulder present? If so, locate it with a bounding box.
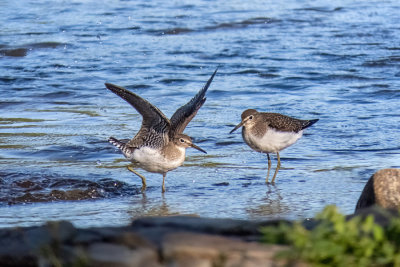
[356,168,400,211]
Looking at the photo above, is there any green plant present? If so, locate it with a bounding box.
[261,205,400,266]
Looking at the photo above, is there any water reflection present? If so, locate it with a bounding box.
[128,193,183,219]
[245,185,290,219]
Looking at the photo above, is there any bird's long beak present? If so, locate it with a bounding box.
[230,120,245,134]
[190,143,207,154]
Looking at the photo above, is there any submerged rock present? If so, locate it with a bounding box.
[0,172,138,205]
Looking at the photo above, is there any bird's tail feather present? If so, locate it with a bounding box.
[109,137,134,157]
[302,119,319,130]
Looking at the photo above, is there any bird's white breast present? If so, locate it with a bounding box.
[244,127,303,153]
[131,146,186,173]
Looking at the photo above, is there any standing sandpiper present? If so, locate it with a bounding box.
[230,109,318,184]
[105,68,217,193]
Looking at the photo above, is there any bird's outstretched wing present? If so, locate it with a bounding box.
[105,83,170,148]
[169,68,218,138]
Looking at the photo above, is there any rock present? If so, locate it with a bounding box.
[111,232,155,250]
[87,243,160,267]
[0,216,293,267]
[351,205,399,227]
[356,169,400,211]
[46,220,76,243]
[131,215,286,243]
[3,208,398,267]
[162,232,289,267]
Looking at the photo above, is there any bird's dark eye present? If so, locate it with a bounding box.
[180,138,185,143]
[249,115,253,120]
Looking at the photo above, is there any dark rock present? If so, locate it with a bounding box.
[73,229,105,244]
[0,228,37,266]
[356,169,400,211]
[355,174,375,210]
[46,220,76,243]
[131,215,286,243]
[87,243,160,267]
[352,205,399,227]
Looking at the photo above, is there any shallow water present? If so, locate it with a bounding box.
[1,0,400,228]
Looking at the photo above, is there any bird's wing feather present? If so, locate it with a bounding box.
[169,68,218,138]
[105,83,170,148]
[264,113,304,133]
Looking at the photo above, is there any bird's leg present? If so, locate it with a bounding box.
[266,153,271,183]
[271,152,281,184]
[127,165,147,191]
[162,173,166,193]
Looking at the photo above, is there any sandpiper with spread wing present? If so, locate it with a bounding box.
[230,109,318,184]
[106,68,217,193]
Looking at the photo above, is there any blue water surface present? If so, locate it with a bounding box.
[0,0,399,227]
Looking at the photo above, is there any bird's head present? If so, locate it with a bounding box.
[174,134,207,154]
[230,109,259,133]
